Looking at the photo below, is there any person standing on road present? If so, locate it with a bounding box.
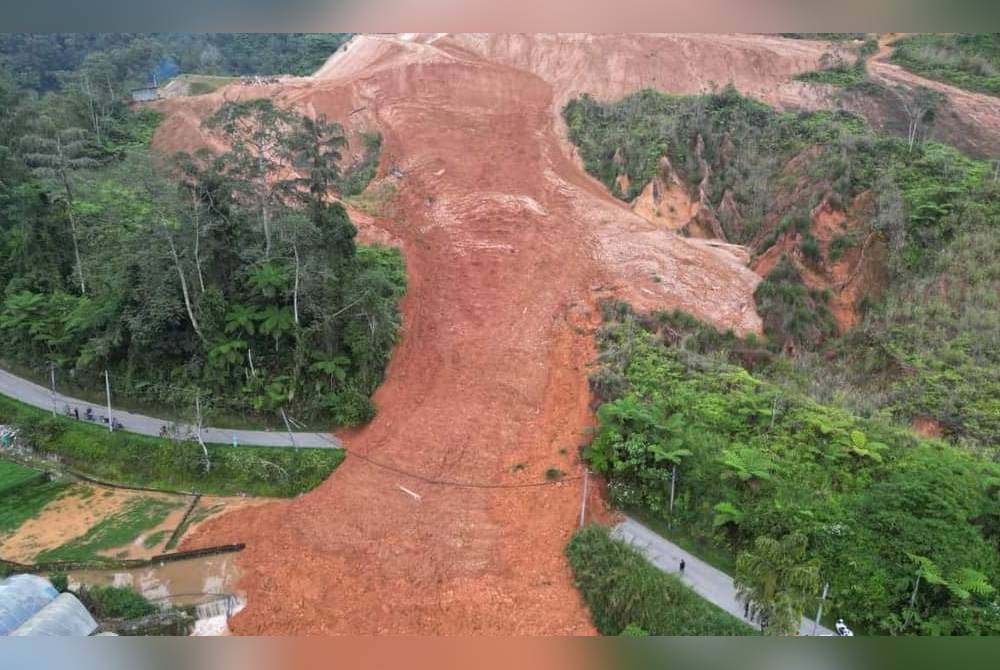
[73,407,79,420]
[679,559,686,575]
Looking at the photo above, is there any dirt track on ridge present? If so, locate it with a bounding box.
[152,33,996,635]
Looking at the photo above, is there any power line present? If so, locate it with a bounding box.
[311,430,583,490]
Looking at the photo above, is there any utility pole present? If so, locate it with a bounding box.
[669,464,677,514]
[579,468,590,528]
[49,363,57,417]
[812,582,829,636]
[104,369,113,432]
[905,572,922,627]
[280,408,297,449]
[195,392,211,473]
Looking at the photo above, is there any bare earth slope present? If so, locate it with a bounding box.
[153,33,1000,635]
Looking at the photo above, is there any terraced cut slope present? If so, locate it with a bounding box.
[149,33,1000,635]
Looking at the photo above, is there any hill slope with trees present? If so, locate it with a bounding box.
[0,41,403,427]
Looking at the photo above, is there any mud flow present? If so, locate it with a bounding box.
[148,34,1000,635]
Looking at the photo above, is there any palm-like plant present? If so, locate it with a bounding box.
[720,445,775,489]
[311,354,350,387]
[734,532,821,636]
[256,305,294,351]
[208,338,248,369]
[225,303,260,336]
[247,263,288,299]
[712,501,745,529]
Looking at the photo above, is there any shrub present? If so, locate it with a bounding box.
[799,233,822,264]
[77,585,157,621]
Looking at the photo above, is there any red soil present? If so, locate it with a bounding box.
[155,33,1000,635]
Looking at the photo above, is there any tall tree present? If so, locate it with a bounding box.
[286,112,346,204]
[21,116,97,294]
[204,99,296,258]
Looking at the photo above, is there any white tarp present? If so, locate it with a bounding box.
[9,592,98,637]
[0,575,58,635]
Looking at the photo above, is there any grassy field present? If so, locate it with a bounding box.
[35,497,183,563]
[0,466,69,537]
[566,525,755,636]
[0,459,45,496]
[0,394,345,497]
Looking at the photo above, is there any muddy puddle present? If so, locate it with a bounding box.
[69,553,242,607]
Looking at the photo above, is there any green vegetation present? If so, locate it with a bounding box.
[797,61,866,87]
[566,87,999,446]
[890,34,1000,96]
[586,309,1000,634]
[0,395,345,496]
[0,48,405,427]
[338,132,384,197]
[142,529,170,549]
[75,584,157,620]
[566,525,754,636]
[754,257,836,351]
[0,459,45,496]
[172,74,237,96]
[0,467,69,536]
[796,38,877,88]
[780,34,869,42]
[0,33,353,92]
[36,496,181,562]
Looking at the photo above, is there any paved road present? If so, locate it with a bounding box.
[613,516,834,636]
[0,368,342,449]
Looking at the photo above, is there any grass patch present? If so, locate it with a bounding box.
[142,529,170,550]
[345,179,397,217]
[76,585,157,620]
[796,61,867,87]
[35,497,182,563]
[0,459,44,496]
[0,394,344,497]
[890,34,1000,96]
[338,131,382,197]
[0,471,69,536]
[566,525,754,636]
[174,74,237,96]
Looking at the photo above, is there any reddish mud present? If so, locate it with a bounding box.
[153,32,994,635]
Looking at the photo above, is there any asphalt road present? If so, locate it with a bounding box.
[0,368,342,449]
[613,516,835,636]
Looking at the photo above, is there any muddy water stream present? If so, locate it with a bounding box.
[68,553,241,606]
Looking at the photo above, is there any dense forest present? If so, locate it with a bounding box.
[0,33,353,92]
[0,36,403,427]
[565,86,999,450]
[587,304,1000,635]
[568,81,999,634]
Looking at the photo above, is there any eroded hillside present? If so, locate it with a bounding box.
[153,33,999,634]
